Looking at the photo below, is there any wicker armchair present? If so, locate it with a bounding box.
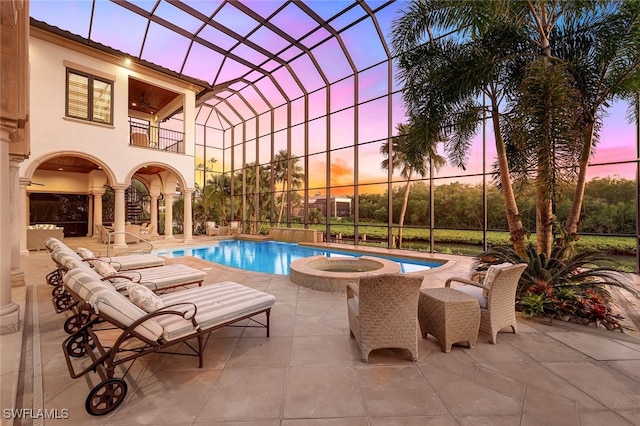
[445,263,527,344]
[347,273,424,362]
[206,221,219,236]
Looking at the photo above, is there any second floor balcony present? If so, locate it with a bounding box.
[129,120,184,154]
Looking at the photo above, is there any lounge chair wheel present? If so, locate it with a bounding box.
[46,270,63,287]
[85,378,128,416]
[51,285,65,298]
[63,313,90,334]
[66,333,94,357]
[53,293,75,313]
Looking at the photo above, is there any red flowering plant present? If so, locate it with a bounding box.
[475,244,637,330]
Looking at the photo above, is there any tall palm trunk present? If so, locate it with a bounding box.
[397,171,413,249]
[491,102,528,258]
[564,121,595,246]
[277,181,286,226]
[535,37,555,259]
[535,179,554,257]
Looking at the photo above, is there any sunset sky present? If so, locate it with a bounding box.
[31,0,639,193]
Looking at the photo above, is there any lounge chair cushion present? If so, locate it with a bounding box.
[64,268,164,342]
[45,237,65,251]
[121,264,206,290]
[128,283,165,313]
[156,282,276,341]
[107,254,166,271]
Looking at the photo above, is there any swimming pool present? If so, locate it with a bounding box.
[155,240,444,275]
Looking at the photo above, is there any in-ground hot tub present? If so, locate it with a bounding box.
[289,255,402,292]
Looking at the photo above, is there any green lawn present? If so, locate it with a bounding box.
[291,223,636,270]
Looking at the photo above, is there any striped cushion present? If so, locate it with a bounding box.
[45,237,65,251]
[156,282,276,341]
[51,249,92,272]
[63,267,112,302]
[107,254,165,271]
[116,264,206,291]
[63,268,164,342]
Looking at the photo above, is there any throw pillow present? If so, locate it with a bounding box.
[128,283,164,313]
[93,261,129,285]
[77,247,95,259]
[483,262,514,296]
[93,260,117,278]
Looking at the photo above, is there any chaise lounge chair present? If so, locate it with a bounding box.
[46,238,165,271]
[76,246,164,271]
[91,258,207,292]
[48,243,204,321]
[61,267,276,415]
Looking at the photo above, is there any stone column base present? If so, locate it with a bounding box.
[0,303,20,334]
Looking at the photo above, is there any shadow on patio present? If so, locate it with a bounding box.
[4,236,640,425]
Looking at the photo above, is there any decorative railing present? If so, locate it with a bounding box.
[129,120,184,153]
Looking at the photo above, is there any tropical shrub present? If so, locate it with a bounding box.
[475,245,638,331]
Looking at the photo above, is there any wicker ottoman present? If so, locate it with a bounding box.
[418,287,480,353]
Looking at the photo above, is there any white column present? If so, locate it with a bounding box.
[149,194,159,236]
[112,185,127,248]
[87,195,94,236]
[18,177,28,255]
[164,193,174,239]
[0,131,19,334]
[9,155,24,287]
[93,189,104,235]
[183,189,193,242]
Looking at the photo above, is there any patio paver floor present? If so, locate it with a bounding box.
[5,236,640,425]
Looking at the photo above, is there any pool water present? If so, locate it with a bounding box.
[155,240,444,275]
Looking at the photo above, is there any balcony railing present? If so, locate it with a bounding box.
[129,121,185,153]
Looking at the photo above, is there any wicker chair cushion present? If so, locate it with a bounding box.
[156,281,276,341]
[128,283,165,313]
[455,285,488,309]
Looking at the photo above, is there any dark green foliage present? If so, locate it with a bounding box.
[355,177,637,235]
[475,244,639,330]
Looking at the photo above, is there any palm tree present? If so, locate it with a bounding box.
[502,59,584,257]
[556,4,640,251]
[243,162,271,233]
[392,4,532,257]
[271,149,304,226]
[392,0,624,259]
[493,2,640,257]
[381,122,445,248]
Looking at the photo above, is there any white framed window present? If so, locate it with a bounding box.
[66,69,113,124]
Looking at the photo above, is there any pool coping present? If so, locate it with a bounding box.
[153,237,454,276]
[289,255,402,292]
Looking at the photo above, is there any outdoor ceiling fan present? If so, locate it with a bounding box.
[135,93,158,113]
